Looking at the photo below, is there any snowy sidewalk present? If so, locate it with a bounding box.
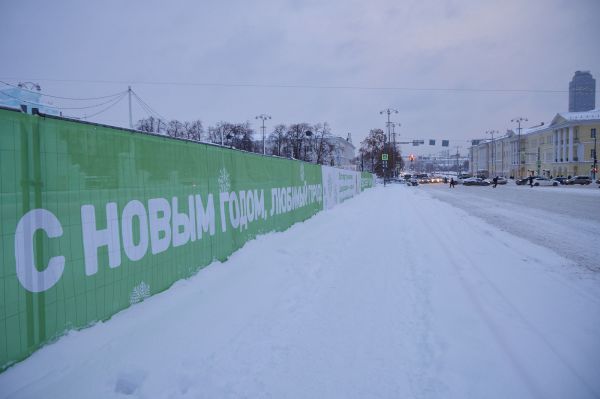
[1,185,599,399]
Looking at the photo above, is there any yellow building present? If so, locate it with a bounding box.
[470,109,600,179]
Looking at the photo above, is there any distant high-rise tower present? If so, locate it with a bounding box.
[568,71,595,112]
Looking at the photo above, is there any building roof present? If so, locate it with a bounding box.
[520,123,548,135]
[555,109,600,121]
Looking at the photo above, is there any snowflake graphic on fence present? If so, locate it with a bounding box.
[299,163,305,181]
[129,281,151,305]
[218,168,231,193]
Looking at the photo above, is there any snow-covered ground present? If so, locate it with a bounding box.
[1,185,599,399]
[423,183,600,272]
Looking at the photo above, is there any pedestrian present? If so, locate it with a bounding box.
[528,175,534,187]
[449,178,454,188]
[493,176,498,188]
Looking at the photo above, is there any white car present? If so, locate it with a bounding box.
[532,177,559,187]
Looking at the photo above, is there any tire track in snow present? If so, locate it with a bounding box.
[425,187,600,312]
[396,189,447,398]
[410,190,547,399]
[426,187,600,273]
[412,188,600,399]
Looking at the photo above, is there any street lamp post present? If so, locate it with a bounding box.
[592,128,597,180]
[511,117,528,178]
[255,114,271,155]
[486,130,498,177]
[391,122,402,177]
[380,108,399,181]
[380,108,399,143]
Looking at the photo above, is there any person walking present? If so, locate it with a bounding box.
[449,178,454,188]
[493,176,498,188]
[528,175,534,187]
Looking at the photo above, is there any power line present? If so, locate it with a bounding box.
[81,92,128,120]
[131,90,167,121]
[0,89,128,110]
[0,80,127,101]
[0,76,581,94]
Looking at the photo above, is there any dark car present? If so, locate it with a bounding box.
[516,176,541,185]
[554,177,568,185]
[566,176,592,185]
[463,177,490,186]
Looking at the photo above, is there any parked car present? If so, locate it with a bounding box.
[455,174,471,184]
[484,177,508,185]
[463,177,490,186]
[554,177,568,185]
[566,176,592,185]
[516,176,541,185]
[532,177,559,186]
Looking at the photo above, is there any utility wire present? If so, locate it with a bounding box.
[132,92,164,121]
[0,80,127,101]
[81,92,128,119]
[131,90,167,121]
[0,77,580,94]
[0,89,128,110]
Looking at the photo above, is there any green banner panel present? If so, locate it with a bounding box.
[0,109,328,371]
[361,171,375,190]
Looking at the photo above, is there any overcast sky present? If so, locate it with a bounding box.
[1,0,599,155]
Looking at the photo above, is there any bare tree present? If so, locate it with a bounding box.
[360,128,386,175]
[183,120,203,141]
[136,116,157,133]
[206,121,255,151]
[166,120,185,139]
[286,123,311,160]
[234,121,255,152]
[268,124,287,156]
[359,128,402,176]
[207,121,232,145]
[311,122,336,165]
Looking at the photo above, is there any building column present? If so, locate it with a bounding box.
[568,126,574,162]
[557,130,561,161]
[561,129,567,162]
[556,129,562,162]
[552,130,558,162]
